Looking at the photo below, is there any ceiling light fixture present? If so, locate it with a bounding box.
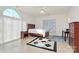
[40,10,45,14]
[40,7,47,14]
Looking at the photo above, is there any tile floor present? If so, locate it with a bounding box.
[0,36,74,53]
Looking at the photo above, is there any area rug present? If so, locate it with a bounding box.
[27,37,57,52]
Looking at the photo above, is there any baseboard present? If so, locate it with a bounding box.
[0,38,20,46]
[53,35,62,37]
[49,35,62,37]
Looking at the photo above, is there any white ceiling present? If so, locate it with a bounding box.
[0,6,72,17]
[17,6,72,17]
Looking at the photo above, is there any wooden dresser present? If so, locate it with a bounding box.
[69,22,79,52]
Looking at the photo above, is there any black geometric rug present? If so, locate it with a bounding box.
[27,37,57,52]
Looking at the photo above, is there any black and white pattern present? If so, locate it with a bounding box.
[27,37,57,52]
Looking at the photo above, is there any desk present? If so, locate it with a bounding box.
[21,31,28,39]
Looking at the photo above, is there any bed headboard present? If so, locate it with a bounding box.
[27,24,35,31]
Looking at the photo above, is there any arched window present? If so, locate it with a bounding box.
[3,8,21,19]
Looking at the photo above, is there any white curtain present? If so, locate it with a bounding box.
[0,16,22,43]
[11,19,21,40]
[3,17,12,42]
[3,16,22,43]
[0,16,3,44]
[0,15,28,44]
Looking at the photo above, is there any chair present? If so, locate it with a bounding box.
[62,29,70,41]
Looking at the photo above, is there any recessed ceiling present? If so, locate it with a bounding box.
[17,6,72,17]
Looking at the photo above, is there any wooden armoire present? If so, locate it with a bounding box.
[69,22,79,53]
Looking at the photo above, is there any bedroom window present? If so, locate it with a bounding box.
[3,8,21,19]
[43,19,56,35]
[1,8,22,43]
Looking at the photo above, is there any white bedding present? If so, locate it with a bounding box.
[28,29,48,37]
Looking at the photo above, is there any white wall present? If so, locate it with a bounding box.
[22,13,34,23]
[34,14,68,36]
[22,13,35,31]
[68,7,79,22]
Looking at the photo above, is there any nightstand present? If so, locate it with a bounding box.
[21,31,28,39]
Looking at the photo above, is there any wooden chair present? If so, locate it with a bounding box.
[62,29,70,41]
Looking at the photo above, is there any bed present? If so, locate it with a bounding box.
[27,24,49,37]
